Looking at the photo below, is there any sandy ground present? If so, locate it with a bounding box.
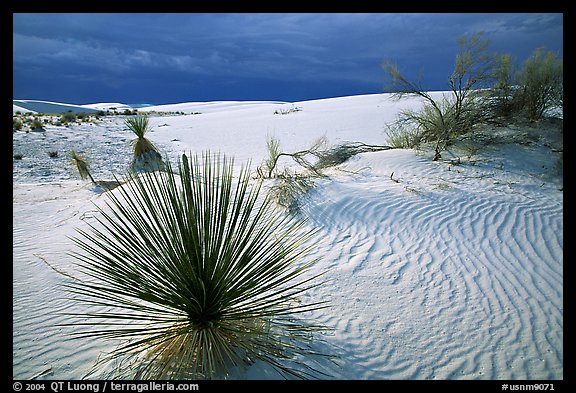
[13,93,563,380]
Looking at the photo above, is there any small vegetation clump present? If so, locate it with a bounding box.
[60,112,77,124]
[30,117,45,131]
[268,171,317,215]
[314,142,393,171]
[13,118,23,131]
[123,108,138,115]
[258,135,392,213]
[274,105,303,115]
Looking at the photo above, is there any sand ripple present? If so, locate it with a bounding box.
[13,147,562,380]
[301,151,563,379]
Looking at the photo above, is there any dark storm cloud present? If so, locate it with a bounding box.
[13,13,563,104]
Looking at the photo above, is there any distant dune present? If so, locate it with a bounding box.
[81,102,134,111]
[12,99,100,114]
[13,104,36,114]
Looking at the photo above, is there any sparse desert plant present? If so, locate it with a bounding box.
[125,113,153,151]
[382,33,498,160]
[489,53,517,120]
[267,170,316,215]
[13,118,23,131]
[313,142,393,171]
[61,112,76,124]
[65,152,328,379]
[76,112,89,122]
[123,108,138,116]
[48,150,59,158]
[274,105,303,115]
[514,47,563,122]
[125,114,165,172]
[68,150,96,184]
[258,136,323,214]
[384,120,424,148]
[14,153,23,160]
[259,135,392,213]
[259,136,329,179]
[260,136,393,178]
[262,135,282,177]
[448,33,496,127]
[31,117,45,130]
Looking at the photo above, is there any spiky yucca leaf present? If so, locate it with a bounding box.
[66,152,328,379]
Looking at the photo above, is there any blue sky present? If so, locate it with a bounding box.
[13,13,563,105]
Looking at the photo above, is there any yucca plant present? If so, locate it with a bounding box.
[125,114,164,172]
[68,149,96,184]
[65,152,329,379]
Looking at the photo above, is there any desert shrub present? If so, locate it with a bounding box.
[48,150,58,158]
[267,170,316,215]
[274,105,302,115]
[123,108,138,115]
[14,153,23,160]
[259,136,392,213]
[61,112,76,124]
[258,136,323,214]
[449,33,496,126]
[513,47,563,122]
[489,53,517,120]
[262,135,282,177]
[383,33,500,160]
[13,118,23,131]
[260,136,393,179]
[314,142,393,170]
[259,136,329,180]
[257,136,317,214]
[384,119,425,148]
[31,117,44,130]
[66,152,328,379]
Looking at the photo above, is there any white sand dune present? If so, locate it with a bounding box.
[300,149,562,379]
[13,99,99,114]
[140,100,288,114]
[140,94,420,167]
[80,102,133,111]
[12,93,563,380]
[13,104,36,114]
